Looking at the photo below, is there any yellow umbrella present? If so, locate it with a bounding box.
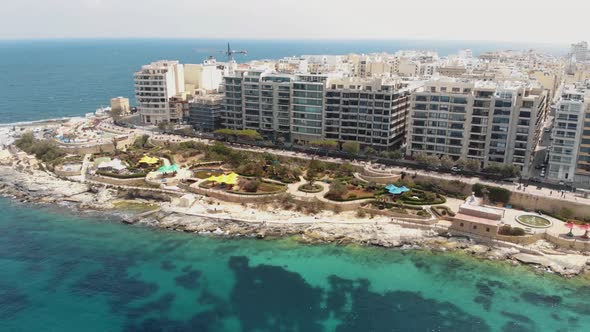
[139,156,159,165]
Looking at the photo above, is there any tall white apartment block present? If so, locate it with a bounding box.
[548,83,589,183]
[406,78,547,175]
[135,60,185,124]
[571,41,588,62]
[220,70,418,148]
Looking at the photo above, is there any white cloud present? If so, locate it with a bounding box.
[0,0,588,43]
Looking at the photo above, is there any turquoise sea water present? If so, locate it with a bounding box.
[0,198,588,331]
[0,39,567,124]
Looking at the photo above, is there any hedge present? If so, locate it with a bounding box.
[96,170,148,179]
[298,184,323,193]
[431,206,456,217]
[498,225,526,236]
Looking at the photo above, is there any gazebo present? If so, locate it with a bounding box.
[385,184,410,195]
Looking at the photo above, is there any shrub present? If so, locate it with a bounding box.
[432,206,456,217]
[356,209,367,218]
[498,225,526,236]
[326,180,348,200]
[342,141,360,154]
[15,132,65,163]
[243,179,261,193]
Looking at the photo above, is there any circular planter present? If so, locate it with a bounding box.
[515,215,552,228]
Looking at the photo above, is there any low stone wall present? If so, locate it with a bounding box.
[87,174,147,187]
[57,136,134,155]
[182,184,284,204]
[509,191,590,220]
[58,142,114,155]
[362,207,435,224]
[543,233,590,251]
[53,168,82,177]
[357,173,401,184]
[495,233,545,246]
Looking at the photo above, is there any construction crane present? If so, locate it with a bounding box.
[222,43,247,62]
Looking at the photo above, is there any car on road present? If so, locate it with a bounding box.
[534,165,543,169]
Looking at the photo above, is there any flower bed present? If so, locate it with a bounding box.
[431,206,456,217]
[397,189,446,205]
[298,183,323,193]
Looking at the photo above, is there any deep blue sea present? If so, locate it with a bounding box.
[0,39,567,123]
[0,198,588,331]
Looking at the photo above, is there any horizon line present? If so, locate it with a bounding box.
[0,36,571,46]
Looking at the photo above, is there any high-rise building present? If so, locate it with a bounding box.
[406,78,547,175]
[134,60,185,125]
[220,70,418,148]
[324,77,416,148]
[574,82,590,187]
[548,82,590,184]
[188,94,223,132]
[571,41,588,62]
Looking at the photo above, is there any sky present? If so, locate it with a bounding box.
[0,0,588,43]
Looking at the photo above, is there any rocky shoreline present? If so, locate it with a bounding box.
[1,163,589,278]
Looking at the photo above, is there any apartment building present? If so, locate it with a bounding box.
[188,94,223,132]
[548,82,590,185]
[221,70,295,141]
[220,70,417,149]
[571,41,588,62]
[135,60,185,124]
[324,77,416,148]
[574,83,590,187]
[406,78,547,175]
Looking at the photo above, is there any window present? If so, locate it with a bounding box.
[460,223,464,227]
[473,225,477,230]
[486,228,490,232]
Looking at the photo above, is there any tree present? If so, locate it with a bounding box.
[306,166,319,185]
[426,155,441,168]
[237,129,262,141]
[15,132,64,163]
[483,162,520,178]
[336,162,355,177]
[342,141,360,155]
[465,159,481,172]
[414,152,429,165]
[326,180,348,200]
[132,134,150,149]
[214,128,236,139]
[363,146,377,156]
[310,140,338,150]
[440,155,454,169]
[388,150,403,160]
[243,179,261,193]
